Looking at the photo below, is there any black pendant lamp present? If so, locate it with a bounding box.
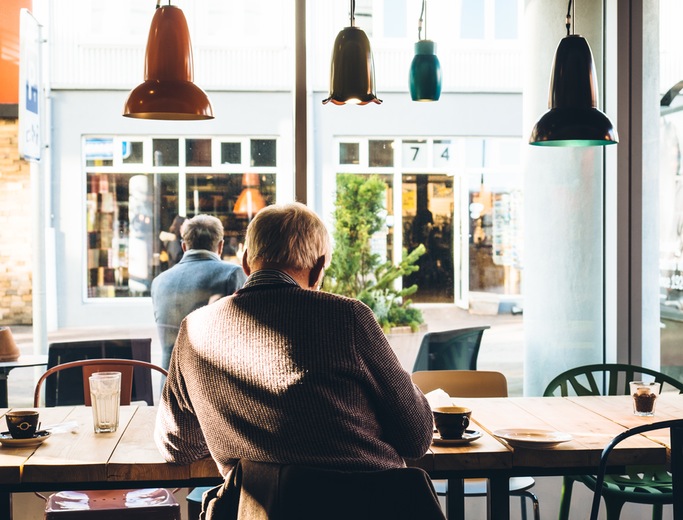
[123,2,214,120]
[409,0,441,102]
[529,0,617,146]
[323,0,381,105]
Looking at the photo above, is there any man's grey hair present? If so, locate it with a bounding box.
[180,214,224,251]
[245,203,330,270]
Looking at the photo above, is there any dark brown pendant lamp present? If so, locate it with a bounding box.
[529,0,617,146]
[123,1,214,120]
[323,0,381,105]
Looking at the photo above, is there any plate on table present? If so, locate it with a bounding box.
[0,430,51,448]
[432,429,483,446]
[492,428,572,449]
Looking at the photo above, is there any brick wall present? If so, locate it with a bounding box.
[0,118,33,324]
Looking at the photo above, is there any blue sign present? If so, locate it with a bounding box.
[18,9,41,162]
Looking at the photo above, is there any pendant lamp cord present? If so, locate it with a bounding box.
[350,0,355,27]
[418,0,427,41]
[565,0,574,36]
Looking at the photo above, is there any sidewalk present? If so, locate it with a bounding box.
[4,305,524,408]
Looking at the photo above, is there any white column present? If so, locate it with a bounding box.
[522,0,608,395]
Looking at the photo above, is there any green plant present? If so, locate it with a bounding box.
[324,174,426,332]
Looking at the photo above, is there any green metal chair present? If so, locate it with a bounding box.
[543,363,683,520]
[589,419,683,520]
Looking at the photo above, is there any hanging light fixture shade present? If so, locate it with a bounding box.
[409,0,441,102]
[234,173,267,219]
[409,40,441,102]
[529,0,617,146]
[322,1,381,105]
[123,5,214,120]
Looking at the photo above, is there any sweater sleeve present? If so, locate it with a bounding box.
[350,300,434,459]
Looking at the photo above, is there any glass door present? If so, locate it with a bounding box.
[401,173,455,303]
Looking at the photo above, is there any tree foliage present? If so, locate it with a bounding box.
[324,174,425,332]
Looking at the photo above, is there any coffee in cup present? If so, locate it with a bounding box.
[433,406,472,439]
[5,410,40,439]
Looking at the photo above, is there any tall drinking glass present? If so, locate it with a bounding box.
[89,371,121,433]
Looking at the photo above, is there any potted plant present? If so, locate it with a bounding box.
[323,174,427,369]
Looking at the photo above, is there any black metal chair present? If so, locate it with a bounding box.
[45,338,153,406]
[206,459,446,520]
[412,326,490,372]
[589,419,683,520]
[544,364,683,520]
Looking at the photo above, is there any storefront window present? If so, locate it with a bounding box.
[152,139,179,167]
[186,139,212,167]
[122,140,143,164]
[369,140,394,167]
[221,142,242,164]
[338,137,521,306]
[340,143,360,165]
[84,136,278,299]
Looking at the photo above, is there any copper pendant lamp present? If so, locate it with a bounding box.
[322,0,381,105]
[123,2,214,120]
[234,173,267,220]
[409,0,441,102]
[529,0,617,146]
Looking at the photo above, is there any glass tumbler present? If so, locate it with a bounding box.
[629,381,661,416]
[89,371,121,433]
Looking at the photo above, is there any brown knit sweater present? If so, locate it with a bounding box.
[154,281,434,476]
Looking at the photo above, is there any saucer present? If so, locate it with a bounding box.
[492,428,572,449]
[0,430,51,448]
[432,429,483,446]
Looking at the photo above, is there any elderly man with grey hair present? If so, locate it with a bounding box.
[151,214,246,372]
[154,202,433,478]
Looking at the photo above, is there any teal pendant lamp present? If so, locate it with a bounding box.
[409,0,441,101]
[123,1,214,120]
[529,0,617,146]
[323,0,382,105]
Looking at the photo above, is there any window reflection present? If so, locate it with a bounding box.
[369,140,394,167]
[402,174,454,303]
[84,136,278,298]
[186,139,212,167]
[152,139,179,167]
[122,141,143,164]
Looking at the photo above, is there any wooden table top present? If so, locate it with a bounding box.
[1,394,679,489]
[415,394,678,476]
[0,405,221,488]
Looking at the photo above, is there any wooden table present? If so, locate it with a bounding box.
[0,355,48,407]
[1,395,680,520]
[0,405,222,519]
[409,394,681,520]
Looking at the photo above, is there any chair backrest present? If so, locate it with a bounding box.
[412,370,508,397]
[45,338,153,406]
[589,419,683,520]
[226,460,446,520]
[412,325,490,372]
[543,363,683,397]
[35,358,167,407]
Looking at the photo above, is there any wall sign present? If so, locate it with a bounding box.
[18,9,41,162]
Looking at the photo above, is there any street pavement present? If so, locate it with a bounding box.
[5,305,524,408]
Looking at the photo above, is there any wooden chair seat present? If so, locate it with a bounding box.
[45,489,180,519]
